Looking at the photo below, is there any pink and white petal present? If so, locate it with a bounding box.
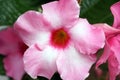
[69,19,105,54]
[14,11,51,46]
[108,36,120,64]
[93,23,120,37]
[23,44,58,79]
[42,0,80,28]
[96,41,111,68]
[0,27,22,55]
[108,54,120,80]
[57,46,96,80]
[3,53,24,80]
[110,1,120,28]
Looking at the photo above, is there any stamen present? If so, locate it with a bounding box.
[50,28,70,48]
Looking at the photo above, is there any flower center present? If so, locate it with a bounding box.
[50,28,70,48]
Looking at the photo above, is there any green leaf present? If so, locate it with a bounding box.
[0,0,57,26]
[80,0,119,25]
[0,0,39,25]
[0,55,6,75]
[51,72,62,80]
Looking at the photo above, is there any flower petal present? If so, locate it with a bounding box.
[69,19,105,54]
[108,35,120,64]
[23,44,58,79]
[110,1,120,28]
[96,42,111,68]
[14,11,51,46]
[108,54,120,80]
[0,27,22,55]
[94,23,120,67]
[42,0,80,28]
[3,53,25,80]
[93,23,120,37]
[57,45,96,80]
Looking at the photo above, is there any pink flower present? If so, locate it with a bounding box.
[14,0,105,80]
[111,1,120,29]
[0,27,28,80]
[95,1,120,80]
